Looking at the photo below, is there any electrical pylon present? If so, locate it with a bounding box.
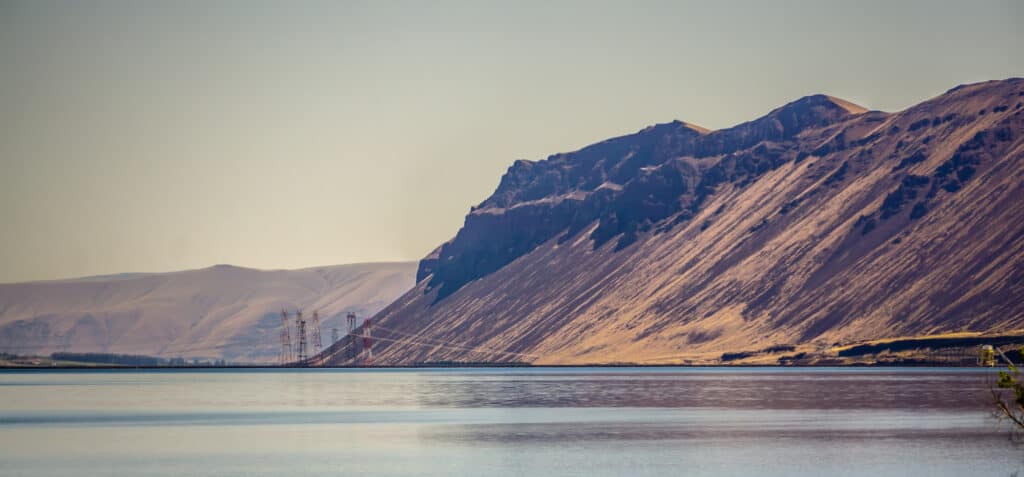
[295,310,308,364]
[361,318,373,364]
[346,312,357,361]
[309,311,323,359]
[279,309,292,365]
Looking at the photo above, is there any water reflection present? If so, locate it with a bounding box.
[412,369,993,410]
[0,368,1019,477]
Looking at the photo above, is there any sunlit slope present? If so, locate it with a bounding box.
[0,262,416,362]
[329,79,1024,365]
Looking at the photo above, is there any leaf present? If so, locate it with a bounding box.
[998,371,1015,388]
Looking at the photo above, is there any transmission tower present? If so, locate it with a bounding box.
[347,312,358,361]
[331,327,340,345]
[295,310,308,364]
[309,311,323,358]
[361,318,373,364]
[279,309,292,365]
[346,312,357,334]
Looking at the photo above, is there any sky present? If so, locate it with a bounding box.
[0,0,1021,282]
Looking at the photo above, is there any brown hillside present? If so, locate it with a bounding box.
[323,79,1024,365]
[0,262,416,362]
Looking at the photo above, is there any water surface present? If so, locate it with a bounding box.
[0,367,1020,476]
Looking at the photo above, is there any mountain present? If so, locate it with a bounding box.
[0,262,416,362]
[323,78,1024,365]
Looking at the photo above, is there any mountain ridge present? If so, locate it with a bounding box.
[418,91,873,297]
[0,261,417,362]
[326,77,1024,365]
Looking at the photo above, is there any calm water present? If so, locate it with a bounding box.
[0,367,1020,476]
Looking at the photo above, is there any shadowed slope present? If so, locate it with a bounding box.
[326,79,1024,365]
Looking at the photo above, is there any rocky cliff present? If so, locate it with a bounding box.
[327,78,1024,365]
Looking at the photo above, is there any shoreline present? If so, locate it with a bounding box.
[0,362,1007,371]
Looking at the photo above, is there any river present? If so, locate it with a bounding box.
[0,367,1020,476]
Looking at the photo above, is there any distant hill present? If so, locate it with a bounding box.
[0,262,416,362]
[323,78,1024,365]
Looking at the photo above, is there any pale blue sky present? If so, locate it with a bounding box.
[1,0,1021,282]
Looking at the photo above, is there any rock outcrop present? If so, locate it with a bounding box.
[326,78,1024,365]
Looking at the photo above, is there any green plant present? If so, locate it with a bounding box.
[993,347,1024,429]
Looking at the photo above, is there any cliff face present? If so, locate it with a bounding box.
[418,95,867,298]
[329,78,1024,365]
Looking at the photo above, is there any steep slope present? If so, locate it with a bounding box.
[0,262,416,362]
[325,78,1024,365]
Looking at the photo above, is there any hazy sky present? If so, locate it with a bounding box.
[1,1,1021,282]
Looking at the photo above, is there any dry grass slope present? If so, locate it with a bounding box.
[328,79,1024,366]
[0,262,416,362]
